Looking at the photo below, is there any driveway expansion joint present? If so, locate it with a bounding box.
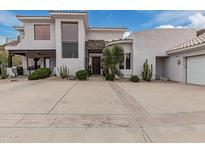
[47,82,77,114]
[109,82,152,143]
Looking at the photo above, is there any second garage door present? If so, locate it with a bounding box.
[187,55,205,85]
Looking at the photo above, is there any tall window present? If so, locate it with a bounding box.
[119,54,124,69]
[119,53,131,70]
[34,24,50,40]
[61,22,78,58]
[125,53,131,69]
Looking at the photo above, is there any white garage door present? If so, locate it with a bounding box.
[187,55,205,85]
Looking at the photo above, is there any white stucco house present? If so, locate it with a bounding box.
[5,11,205,85]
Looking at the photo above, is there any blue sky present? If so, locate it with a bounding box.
[1,10,205,38]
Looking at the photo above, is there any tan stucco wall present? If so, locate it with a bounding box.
[129,29,197,79]
[7,21,56,50]
[165,47,205,83]
[55,18,86,75]
[87,30,124,41]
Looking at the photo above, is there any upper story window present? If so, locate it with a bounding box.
[34,24,50,40]
[61,22,78,58]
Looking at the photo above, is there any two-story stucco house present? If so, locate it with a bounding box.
[6,11,205,85]
[6,11,127,76]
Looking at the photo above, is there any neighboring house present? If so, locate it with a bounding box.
[5,11,205,85]
[0,36,15,45]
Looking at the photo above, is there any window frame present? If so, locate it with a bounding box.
[119,52,132,70]
[125,53,131,70]
[61,22,79,59]
[34,24,51,41]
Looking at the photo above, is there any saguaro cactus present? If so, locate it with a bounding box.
[142,59,153,81]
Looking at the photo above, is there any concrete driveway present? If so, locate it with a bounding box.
[0,77,205,142]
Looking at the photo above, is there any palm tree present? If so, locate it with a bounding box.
[101,47,113,75]
[101,44,124,78]
[112,44,124,71]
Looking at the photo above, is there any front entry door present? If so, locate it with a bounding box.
[92,57,101,74]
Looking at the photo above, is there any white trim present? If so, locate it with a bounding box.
[88,28,127,32]
[106,39,133,46]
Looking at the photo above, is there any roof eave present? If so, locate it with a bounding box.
[166,43,205,55]
[16,16,52,22]
[105,39,133,46]
[88,27,127,32]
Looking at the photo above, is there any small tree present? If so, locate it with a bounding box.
[142,59,153,81]
[0,45,22,67]
[0,64,8,79]
[112,44,124,69]
[0,46,8,79]
[0,49,8,65]
[12,55,22,67]
[101,44,124,80]
[102,47,113,75]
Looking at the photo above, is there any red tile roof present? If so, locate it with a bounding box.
[166,32,205,54]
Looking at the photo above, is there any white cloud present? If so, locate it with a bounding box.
[188,13,205,28]
[142,11,200,28]
[123,31,131,38]
[155,12,205,29]
[156,25,175,29]
[0,11,21,27]
[156,24,186,29]
[153,11,202,25]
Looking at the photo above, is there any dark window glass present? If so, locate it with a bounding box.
[126,53,131,69]
[62,42,78,58]
[34,25,50,40]
[62,22,78,41]
[119,54,124,69]
[61,22,78,58]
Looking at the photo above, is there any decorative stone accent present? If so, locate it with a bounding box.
[85,40,105,50]
[69,75,77,80]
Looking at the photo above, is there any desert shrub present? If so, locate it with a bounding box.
[130,75,139,82]
[76,70,89,80]
[86,69,91,76]
[57,66,69,79]
[28,68,51,80]
[105,73,115,81]
[0,64,8,79]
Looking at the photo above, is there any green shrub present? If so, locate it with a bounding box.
[105,73,115,81]
[0,64,8,79]
[28,68,51,80]
[86,69,91,76]
[130,75,139,82]
[76,70,89,80]
[57,66,69,79]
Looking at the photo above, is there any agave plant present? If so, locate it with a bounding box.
[57,65,69,79]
